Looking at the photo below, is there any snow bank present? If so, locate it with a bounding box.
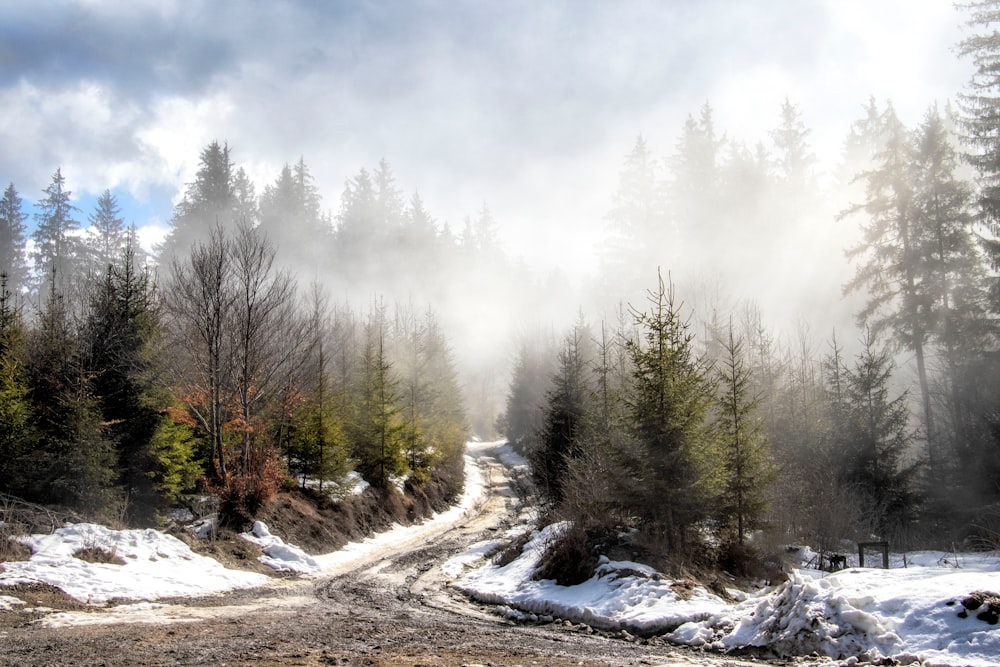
[453,522,729,635]
[453,527,1000,667]
[708,562,1000,666]
[0,523,270,603]
[241,521,321,573]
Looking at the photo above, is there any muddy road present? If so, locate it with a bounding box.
[0,444,769,667]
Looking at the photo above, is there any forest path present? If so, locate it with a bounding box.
[0,443,765,667]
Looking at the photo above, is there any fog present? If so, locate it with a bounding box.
[0,1,974,430]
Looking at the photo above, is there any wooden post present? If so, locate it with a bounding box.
[858,541,889,568]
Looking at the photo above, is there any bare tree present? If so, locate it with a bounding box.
[167,226,234,479]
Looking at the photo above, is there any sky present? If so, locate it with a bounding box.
[0,0,972,280]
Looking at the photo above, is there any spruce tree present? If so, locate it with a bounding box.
[714,322,774,547]
[159,141,236,263]
[625,272,715,553]
[840,329,919,538]
[85,237,163,524]
[0,184,29,294]
[86,189,126,275]
[32,168,81,298]
[532,319,594,505]
[349,308,405,487]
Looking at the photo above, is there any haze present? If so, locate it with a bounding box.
[0,0,971,383]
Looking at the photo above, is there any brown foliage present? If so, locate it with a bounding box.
[213,447,285,529]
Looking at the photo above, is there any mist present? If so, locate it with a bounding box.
[0,0,975,431]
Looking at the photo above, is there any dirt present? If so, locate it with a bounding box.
[0,446,767,667]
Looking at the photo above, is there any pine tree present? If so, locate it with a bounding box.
[159,141,235,263]
[497,334,556,455]
[771,98,817,190]
[27,281,118,514]
[625,271,715,553]
[841,105,939,468]
[349,307,405,487]
[714,322,774,548]
[0,274,34,496]
[669,103,723,249]
[911,105,993,479]
[840,328,919,537]
[86,189,127,275]
[0,183,30,294]
[958,0,1000,229]
[601,136,664,298]
[32,168,81,297]
[532,319,594,505]
[85,236,163,524]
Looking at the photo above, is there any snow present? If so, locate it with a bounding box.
[241,521,321,573]
[449,524,1000,667]
[0,523,270,603]
[0,446,488,608]
[2,440,999,667]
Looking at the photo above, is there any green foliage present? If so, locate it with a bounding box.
[531,319,594,505]
[291,395,349,487]
[0,285,34,495]
[624,272,716,554]
[842,330,920,536]
[0,183,30,294]
[713,323,775,546]
[86,238,163,524]
[348,312,407,487]
[148,413,203,505]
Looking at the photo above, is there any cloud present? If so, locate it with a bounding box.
[0,0,971,282]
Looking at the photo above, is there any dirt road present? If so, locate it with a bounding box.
[0,444,766,667]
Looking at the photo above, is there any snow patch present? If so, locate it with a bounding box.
[0,523,270,603]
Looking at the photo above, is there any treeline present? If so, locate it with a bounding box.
[500,5,1000,570]
[0,155,470,527]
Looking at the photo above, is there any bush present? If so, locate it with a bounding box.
[534,522,598,586]
[214,447,285,529]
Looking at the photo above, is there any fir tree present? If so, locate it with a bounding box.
[32,168,81,297]
[714,322,774,547]
[625,272,715,553]
[0,184,29,294]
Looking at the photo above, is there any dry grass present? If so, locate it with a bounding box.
[72,545,125,566]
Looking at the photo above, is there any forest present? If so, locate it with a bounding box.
[0,4,1000,580]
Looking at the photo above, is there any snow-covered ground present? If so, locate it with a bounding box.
[446,522,1000,667]
[0,444,489,603]
[3,439,998,667]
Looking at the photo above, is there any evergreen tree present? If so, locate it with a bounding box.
[714,322,774,547]
[349,307,405,486]
[771,98,817,190]
[911,105,994,479]
[601,135,664,299]
[86,189,127,275]
[417,310,467,481]
[668,103,723,250]
[840,329,919,538]
[85,237,163,524]
[259,158,327,270]
[625,272,715,553]
[841,105,939,467]
[532,318,594,505]
[496,334,557,455]
[0,274,34,496]
[32,168,81,297]
[958,0,1000,230]
[0,183,30,294]
[27,281,118,514]
[288,284,348,489]
[159,141,235,263]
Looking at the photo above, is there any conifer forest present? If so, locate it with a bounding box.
[3,2,1000,578]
